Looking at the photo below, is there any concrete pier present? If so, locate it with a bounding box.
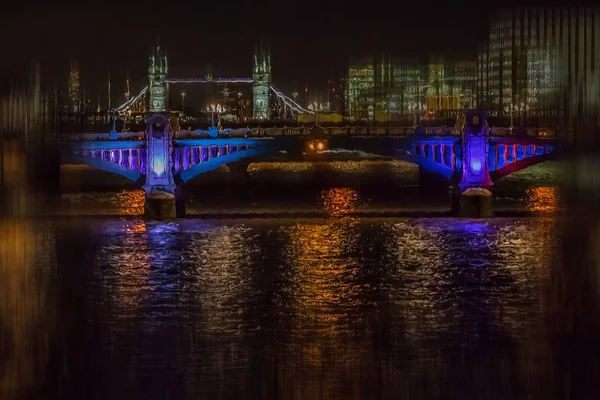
[145,191,177,220]
[458,187,493,218]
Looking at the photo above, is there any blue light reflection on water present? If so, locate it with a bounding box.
[6,215,600,399]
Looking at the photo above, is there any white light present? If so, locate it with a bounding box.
[153,159,165,177]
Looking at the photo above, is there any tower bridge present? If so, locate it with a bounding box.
[114,45,313,120]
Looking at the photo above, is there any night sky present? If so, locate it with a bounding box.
[1,0,526,95]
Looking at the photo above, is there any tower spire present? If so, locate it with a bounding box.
[163,45,168,75]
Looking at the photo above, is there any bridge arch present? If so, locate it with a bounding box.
[58,141,146,183]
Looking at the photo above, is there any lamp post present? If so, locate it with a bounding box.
[181,91,186,111]
[504,105,512,129]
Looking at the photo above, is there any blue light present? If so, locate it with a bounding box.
[471,159,481,173]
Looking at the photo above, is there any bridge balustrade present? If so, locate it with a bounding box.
[367,128,387,135]
[265,128,284,136]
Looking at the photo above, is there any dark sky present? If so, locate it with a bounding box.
[0,0,521,97]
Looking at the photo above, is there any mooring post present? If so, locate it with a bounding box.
[456,109,494,218]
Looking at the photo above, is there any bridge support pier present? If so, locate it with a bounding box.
[145,191,177,219]
[453,187,493,218]
[455,110,494,218]
[143,112,183,219]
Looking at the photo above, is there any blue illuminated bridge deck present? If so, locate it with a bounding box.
[47,124,567,188]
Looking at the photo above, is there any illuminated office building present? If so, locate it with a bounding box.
[346,54,476,121]
[346,54,424,121]
[424,54,477,116]
[477,7,600,138]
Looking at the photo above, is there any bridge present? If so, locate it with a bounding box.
[113,45,313,120]
[43,44,568,218]
[49,105,565,218]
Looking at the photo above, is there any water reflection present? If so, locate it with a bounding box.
[0,218,55,399]
[523,187,560,214]
[281,220,364,398]
[114,190,145,216]
[179,223,261,397]
[320,187,363,217]
[4,211,600,398]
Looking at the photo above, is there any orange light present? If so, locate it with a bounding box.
[317,142,324,151]
[309,143,315,150]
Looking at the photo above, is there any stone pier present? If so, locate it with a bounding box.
[456,109,494,218]
[143,113,182,219]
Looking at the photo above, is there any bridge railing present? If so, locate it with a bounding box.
[44,132,145,141]
[489,127,569,138]
[45,125,570,142]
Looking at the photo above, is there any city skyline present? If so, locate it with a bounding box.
[0,3,512,90]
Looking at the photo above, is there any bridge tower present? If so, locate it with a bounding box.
[149,45,168,112]
[252,45,271,120]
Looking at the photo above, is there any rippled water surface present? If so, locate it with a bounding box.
[3,212,600,399]
[3,154,600,399]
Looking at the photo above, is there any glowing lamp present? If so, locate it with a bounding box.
[153,158,165,177]
[470,159,482,174]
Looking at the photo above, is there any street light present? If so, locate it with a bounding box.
[504,105,513,129]
[181,91,186,111]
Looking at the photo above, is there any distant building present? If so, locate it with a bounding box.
[148,46,168,112]
[346,54,422,121]
[345,53,476,122]
[423,54,477,117]
[477,7,600,141]
[68,60,80,113]
[252,45,271,120]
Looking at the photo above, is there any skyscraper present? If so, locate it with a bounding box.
[477,7,600,143]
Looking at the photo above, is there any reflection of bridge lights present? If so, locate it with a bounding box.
[0,218,55,391]
[321,188,361,217]
[280,219,364,380]
[523,187,560,213]
[184,226,253,334]
[115,190,145,216]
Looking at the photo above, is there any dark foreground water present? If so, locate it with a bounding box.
[2,214,600,399]
[2,160,600,399]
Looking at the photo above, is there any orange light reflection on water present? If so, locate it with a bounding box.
[321,187,362,217]
[523,187,560,214]
[0,218,54,398]
[114,189,145,216]
[281,186,364,397]
[107,220,151,318]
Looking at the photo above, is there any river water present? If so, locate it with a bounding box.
[2,157,600,399]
